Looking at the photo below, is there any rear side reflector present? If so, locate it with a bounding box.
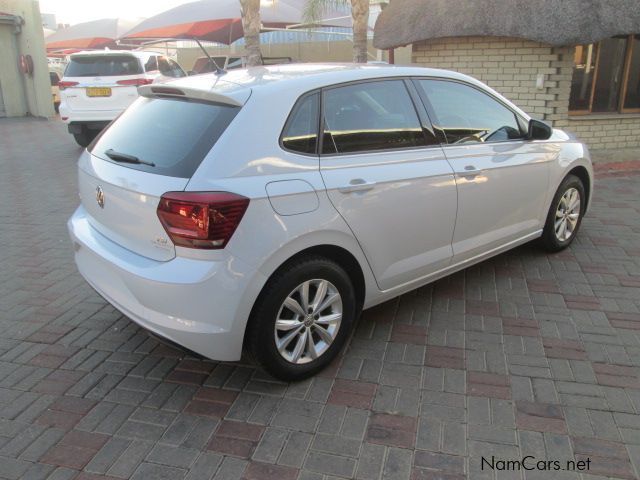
[116,78,154,86]
[157,192,249,249]
[58,81,79,90]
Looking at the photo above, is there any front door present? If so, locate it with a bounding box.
[319,79,458,290]
[415,79,553,263]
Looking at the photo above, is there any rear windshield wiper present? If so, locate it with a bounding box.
[105,149,155,167]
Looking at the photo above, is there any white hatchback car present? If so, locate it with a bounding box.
[68,64,593,380]
[59,50,186,147]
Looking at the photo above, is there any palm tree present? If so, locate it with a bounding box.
[304,0,370,63]
[239,0,262,66]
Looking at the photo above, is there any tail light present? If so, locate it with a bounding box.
[117,78,154,86]
[157,192,249,249]
[58,81,79,91]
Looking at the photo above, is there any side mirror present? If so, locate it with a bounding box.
[527,118,552,140]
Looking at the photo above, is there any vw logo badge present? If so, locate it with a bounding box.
[96,186,105,209]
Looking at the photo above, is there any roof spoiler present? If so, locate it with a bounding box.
[137,84,243,107]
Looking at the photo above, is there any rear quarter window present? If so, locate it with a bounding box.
[90,97,240,178]
[281,93,319,154]
[65,55,143,77]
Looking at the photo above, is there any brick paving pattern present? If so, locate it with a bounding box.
[1,117,640,479]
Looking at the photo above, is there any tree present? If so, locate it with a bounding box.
[304,0,370,63]
[239,0,262,66]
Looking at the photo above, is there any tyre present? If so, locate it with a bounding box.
[247,256,357,381]
[73,127,100,148]
[73,131,94,148]
[540,174,586,252]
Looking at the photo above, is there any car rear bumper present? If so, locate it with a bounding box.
[67,121,110,134]
[59,103,122,124]
[67,205,265,361]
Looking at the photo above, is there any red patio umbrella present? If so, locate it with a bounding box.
[121,0,351,45]
[46,18,141,51]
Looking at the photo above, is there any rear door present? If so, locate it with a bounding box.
[81,92,242,261]
[414,79,552,263]
[62,54,144,111]
[319,79,457,290]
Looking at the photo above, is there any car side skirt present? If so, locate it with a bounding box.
[363,229,543,309]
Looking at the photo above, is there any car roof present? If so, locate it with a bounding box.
[167,63,530,119]
[69,50,158,59]
[173,63,479,94]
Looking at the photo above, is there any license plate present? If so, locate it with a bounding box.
[86,87,112,97]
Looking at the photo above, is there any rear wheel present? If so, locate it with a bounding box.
[247,256,357,381]
[73,130,95,148]
[540,174,586,252]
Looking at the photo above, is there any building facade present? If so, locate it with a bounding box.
[374,0,640,153]
[0,0,54,117]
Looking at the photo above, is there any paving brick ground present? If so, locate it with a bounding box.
[1,116,640,479]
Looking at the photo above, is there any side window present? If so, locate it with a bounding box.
[417,80,524,144]
[227,57,243,69]
[144,56,158,72]
[281,93,319,154]
[322,80,430,154]
[158,57,176,77]
[168,59,186,78]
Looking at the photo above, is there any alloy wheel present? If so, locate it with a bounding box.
[274,279,342,364]
[554,187,581,242]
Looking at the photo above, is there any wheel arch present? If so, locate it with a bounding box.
[262,244,367,312]
[566,165,592,211]
[236,231,378,353]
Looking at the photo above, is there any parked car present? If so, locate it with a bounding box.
[68,64,593,380]
[190,55,293,74]
[49,70,61,112]
[58,50,187,147]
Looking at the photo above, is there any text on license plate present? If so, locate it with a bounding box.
[86,87,112,97]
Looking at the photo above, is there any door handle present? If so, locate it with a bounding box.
[458,165,482,179]
[337,179,376,194]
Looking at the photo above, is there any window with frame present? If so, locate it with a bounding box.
[321,80,430,154]
[416,79,525,144]
[281,92,319,154]
[158,57,186,78]
[569,35,640,114]
[144,55,158,72]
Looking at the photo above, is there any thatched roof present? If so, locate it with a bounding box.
[374,0,640,49]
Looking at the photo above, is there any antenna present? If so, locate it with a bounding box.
[194,39,226,75]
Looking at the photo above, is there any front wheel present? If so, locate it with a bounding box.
[540,174,586,252]
[247,256,357,381]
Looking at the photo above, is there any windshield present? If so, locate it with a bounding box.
[90,97,240,178]
[65,55,143,77]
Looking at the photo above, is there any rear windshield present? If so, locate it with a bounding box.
[65,55,143,77]
[90,97,240,178]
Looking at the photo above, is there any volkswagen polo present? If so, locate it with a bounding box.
[68,64,593,380]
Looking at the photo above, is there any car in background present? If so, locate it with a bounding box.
[68,64,593,380]
[190,55,293,74]
[49,71,61,113]
[59,50,187,147]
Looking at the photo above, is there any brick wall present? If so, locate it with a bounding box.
[411,36,640,152]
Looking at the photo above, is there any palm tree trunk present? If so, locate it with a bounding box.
[351,0,369,63]
[240,0,262,66]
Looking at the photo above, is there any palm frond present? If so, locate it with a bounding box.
[303,0,350,27]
